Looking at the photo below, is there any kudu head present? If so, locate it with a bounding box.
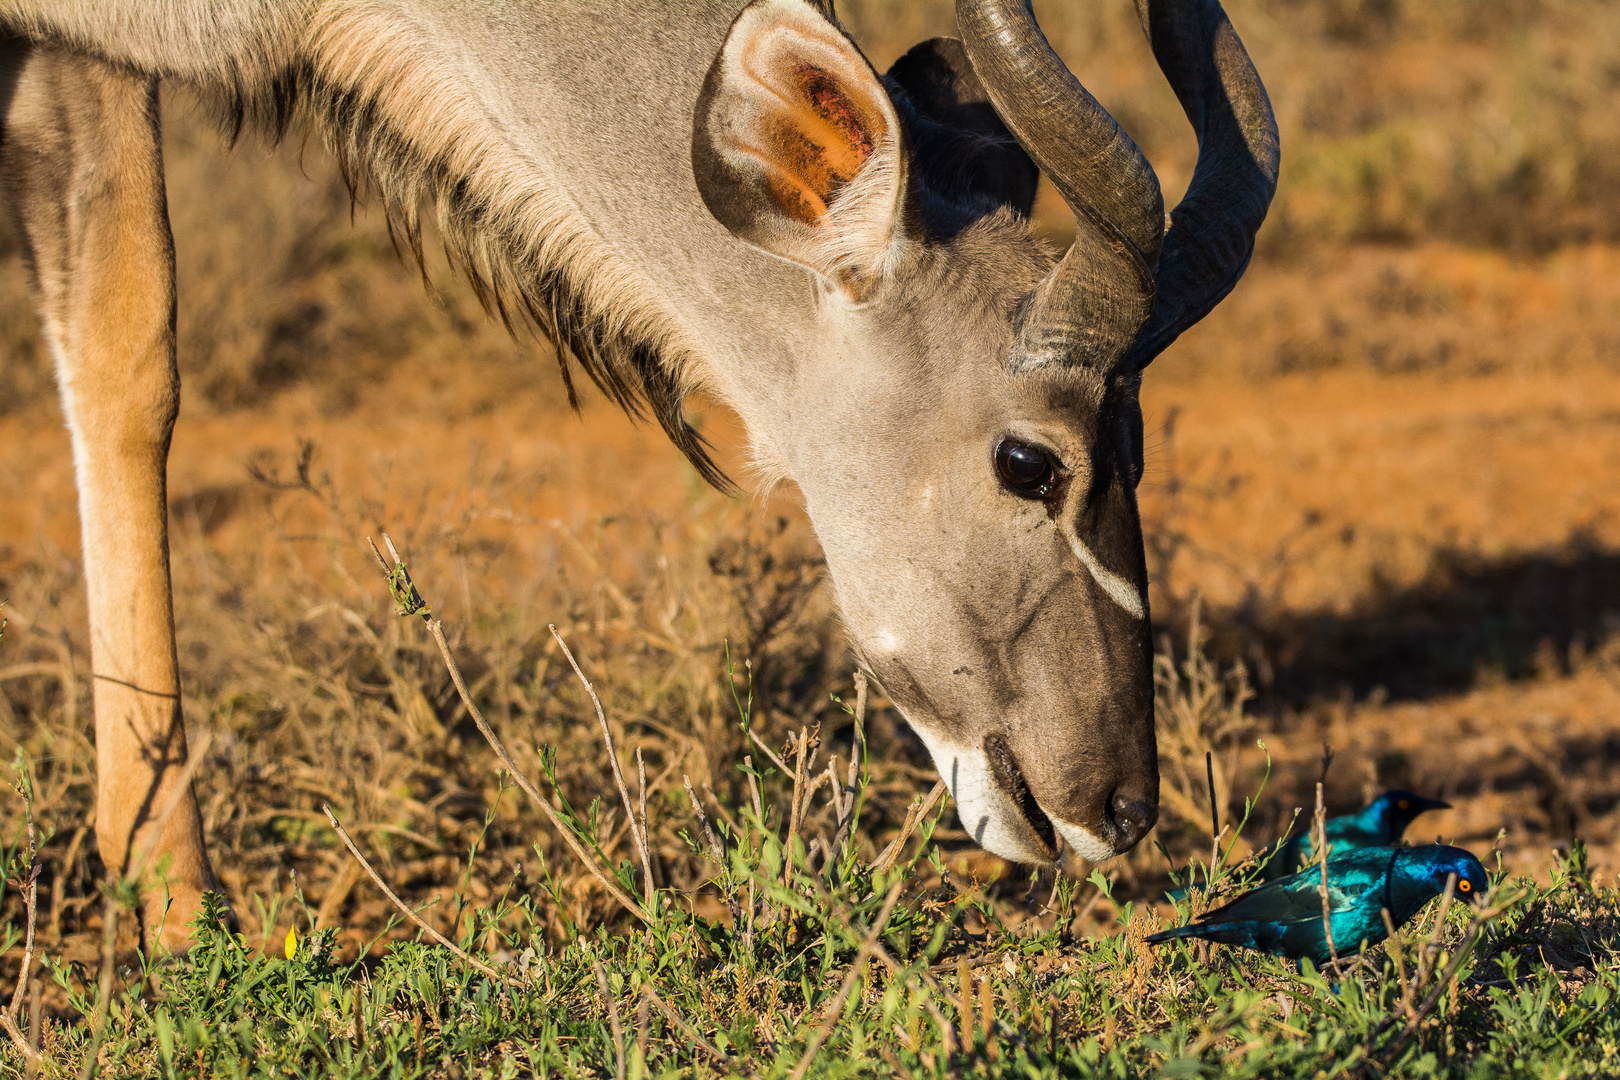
[691,0,1278,864]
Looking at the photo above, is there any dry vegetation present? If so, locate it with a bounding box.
[0,0,1618,1073]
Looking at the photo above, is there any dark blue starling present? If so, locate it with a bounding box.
[1147,844,1487,968]
[1261,790,1451,880]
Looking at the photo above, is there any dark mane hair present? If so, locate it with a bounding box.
[204,19,728,490]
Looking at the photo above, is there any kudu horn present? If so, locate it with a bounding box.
[957,0,1279,374]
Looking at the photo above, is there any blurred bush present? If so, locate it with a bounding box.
[845,0,1620,253]
[0,0,1614,415]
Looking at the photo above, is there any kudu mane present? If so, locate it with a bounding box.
[198,7,727,487]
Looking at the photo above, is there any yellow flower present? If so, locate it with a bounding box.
[284,926,298,960]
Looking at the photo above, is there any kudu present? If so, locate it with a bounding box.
[0,0,1276,949]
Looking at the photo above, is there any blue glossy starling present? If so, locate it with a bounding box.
[1261,790,1451,880]
[1147,843,1487,968]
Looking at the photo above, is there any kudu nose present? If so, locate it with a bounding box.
[1106,789,1158,853]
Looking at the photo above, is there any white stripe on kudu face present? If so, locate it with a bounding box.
[1064,531,1146,621]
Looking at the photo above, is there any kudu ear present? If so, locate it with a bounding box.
[884,38,1040,218]
[692,0,906,296]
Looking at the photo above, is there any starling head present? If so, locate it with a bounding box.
[1367,790,1451,841]
[1394,844,1490,913]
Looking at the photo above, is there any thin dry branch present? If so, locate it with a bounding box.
[368,535,648,925]
[783,727,809,881]
[1205,750,1221,881]
[636,749,650,887]
[682,776,725,863]
[0,822,41,1068]
[684,776,741,928]
[742,755,764,824]
[1314,783,1339,969]
[592,958,627,1080]
[789,882,903,1080]
[869,940,958,1060]
[1366,886,1515,1073]
[827,674,869,859]
[78,888,120,1080]
[324,805,506,982]
[875,782,947,872]
[550,625,655,909]
[643,985,728,1064]
[746,728,788,777]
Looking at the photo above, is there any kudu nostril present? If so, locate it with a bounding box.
[1107,791,1158,852]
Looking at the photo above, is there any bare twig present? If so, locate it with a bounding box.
[831,673,868,855]
[636,749,651,892]
[1418,875,1459,985]
[78,887,121,1080]
[868,940,957,1059]
[323,805,505,983]
[851,681,866,761]
[683,776,725,863]
[958,957,974,1053]
[742,756,764,825]
[1315,782,1339,969]
[0,823,41,1067]
[825,758,846,822]
[684,776,740,928]
[1380,910,1421,1025]
[368,536,648,925]
[643,985,728,1063]
[1368,888,1513,1073]
[550,625,655,908]
[1205,751,1220,840]
[746,728,789,777]
[592,958,627,1080]
[8,822,38,1026]
[875,782,947,872]
[1206,751,1221,886]
[789,883,903,1080]
[784,727,809,880]
[635,992,649,1071]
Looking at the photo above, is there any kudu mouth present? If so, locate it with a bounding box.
[983,733,1057,860]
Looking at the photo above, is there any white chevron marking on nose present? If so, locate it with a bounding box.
[1065,532,1146,620]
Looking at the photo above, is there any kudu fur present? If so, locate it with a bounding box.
[0,0,1277,948]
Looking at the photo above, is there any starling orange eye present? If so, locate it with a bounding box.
[1398,800,1410,810]
[1458,879,1472,893]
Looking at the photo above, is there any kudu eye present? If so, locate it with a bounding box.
[994,439,1058,499]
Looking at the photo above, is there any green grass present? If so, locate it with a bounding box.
[2,556,1617,1078]
[3,716,1616,1078]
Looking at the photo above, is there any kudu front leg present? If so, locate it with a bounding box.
[1,44,218,951]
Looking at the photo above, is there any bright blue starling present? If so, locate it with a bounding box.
[1260,790,1451,880]
[1147,844,1487,968]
